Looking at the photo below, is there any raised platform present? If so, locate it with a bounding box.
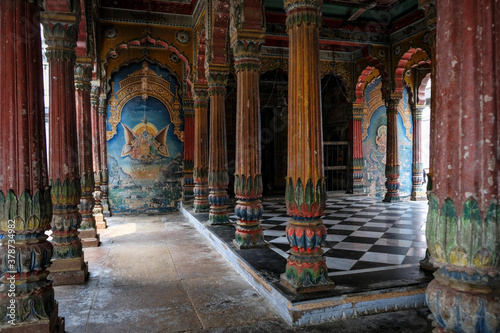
[179,196,433,326]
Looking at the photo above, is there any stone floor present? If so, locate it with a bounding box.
[55,212,434,333]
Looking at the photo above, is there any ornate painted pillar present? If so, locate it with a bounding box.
[383,94,401,202]
[75,58,99,247]
[99,93,110,217]
[425,0,500,331]
[352,103,364,194]
[0,0,63,330]
[411,104,425,201]
[42,8,88,285]
[193,86,210,212]
[231,30,266,248]
[206,64,230,224]
[281,0,334,293]
[183,98,195,201]
[91,84,106,229]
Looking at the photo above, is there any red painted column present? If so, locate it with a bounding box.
[91,84,106,229]
[352,103,364,193]
[281,0,334,292]
[193,86,210,212]
[231,31,266,248]
[0,1,64,330]
[99,93,110,217]
[425,0,500,331]
[75,59,99,247]
[383,95,401,202]
[206,64,230,224]
[411,104,425,201]
[183,98,195,201]
[42,8,88,285]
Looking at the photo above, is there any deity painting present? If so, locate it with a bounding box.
[121,116,170,164]
[376,125,387,155]
[365,123,387,193]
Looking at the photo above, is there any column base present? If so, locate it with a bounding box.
[102,200,110,217]
[0,302,64,333]
[96,221,107,229]
[95,211,107,229]
[194,184,210,212]
[411,185,427,201]
[280,250,335,294]
[419,249,437,272]
[383,193,400,202]
[50,257,89,286]
[79,229,100,247]
[209,188,229,224]
[209,211,230,225]
[234,225,267,249]
[352,186,364,194]
[233,234,267,249]
[194,200,210,212]
[426,272,500,333]
[94,209,107,229]
[280,272,335,294]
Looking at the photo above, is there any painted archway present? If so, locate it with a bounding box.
[106,61,185,214]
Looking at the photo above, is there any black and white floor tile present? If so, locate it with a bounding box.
[232,196,428,277]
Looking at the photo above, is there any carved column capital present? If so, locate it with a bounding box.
[75,58,93,91]
[41,11,79,61]
[193,84,209,101]
[284,0,322,29]
[98,93,107,115]
[91,84,100,106]
[385,94,402,114]
[230,30,266,72]
[414,104,425,120]
[183,98,195,117]
[352,103,364,121]
[206,64,229,96]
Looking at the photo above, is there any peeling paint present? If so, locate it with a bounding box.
[489,156,495,171]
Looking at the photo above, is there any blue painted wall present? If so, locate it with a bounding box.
[398,88,413,198]
[106,62,184,214]
[362,102,387,197]
[362,77,412,198]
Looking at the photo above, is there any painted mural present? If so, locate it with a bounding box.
[106,61,184,214]
[362,77,412,198]
[398,88,413,198]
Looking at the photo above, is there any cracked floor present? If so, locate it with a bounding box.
[55,212,433,333]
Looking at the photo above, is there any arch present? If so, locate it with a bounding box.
[103,35,193,90]
[106,62,183,142]
[355,66,379,104]
[361,46,390,96]
[417,72,431,105]
[107,57,183,92]
[394,48,430,95]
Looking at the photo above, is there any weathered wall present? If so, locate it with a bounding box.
[362,77,413,198]
[398,88,413,198]
[106,61,184,214]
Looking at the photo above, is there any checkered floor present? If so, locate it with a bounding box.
[231,196,428,277]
